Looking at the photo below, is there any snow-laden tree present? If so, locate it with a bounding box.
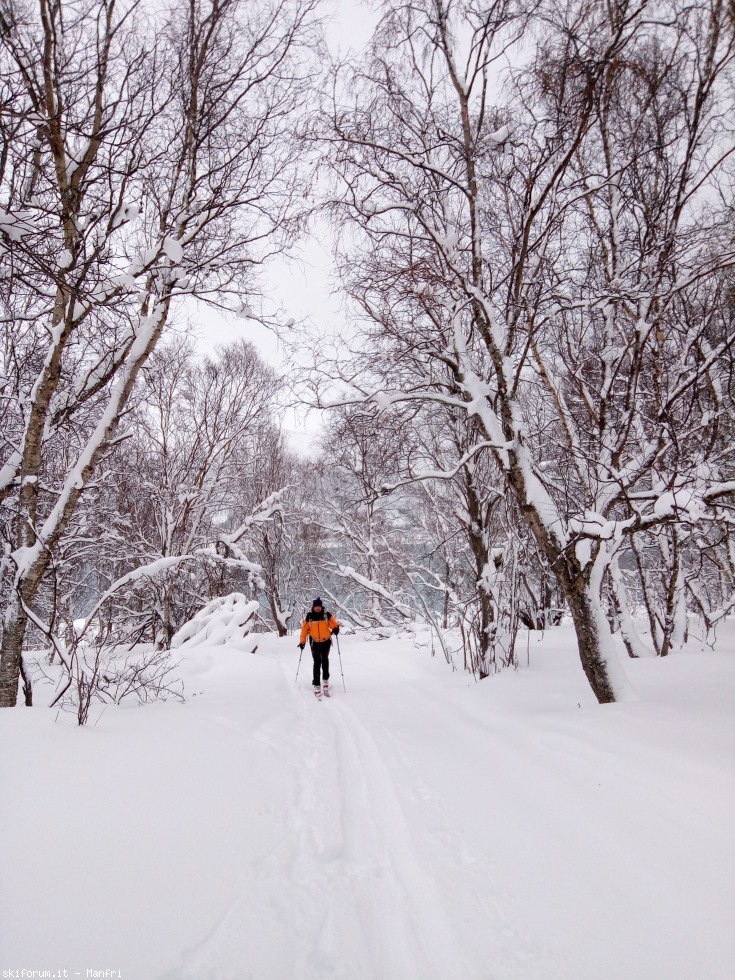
[309,395,556,675]
[79,337,285,648]
[322,0,735,702]
[0,0,318,705]
[310,404,422,626]
[233,424,302,637]
[404,406,559,674]
[26,337,290,718]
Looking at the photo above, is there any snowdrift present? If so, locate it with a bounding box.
[170,592,259,653]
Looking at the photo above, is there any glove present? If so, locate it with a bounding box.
[298,643,305,650]
[332,626,340,636]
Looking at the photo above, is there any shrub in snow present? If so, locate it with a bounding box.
[171,593,260,653]
[41,642,184,726]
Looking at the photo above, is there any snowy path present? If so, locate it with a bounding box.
[1,628,734,980]
[162,649,470,980]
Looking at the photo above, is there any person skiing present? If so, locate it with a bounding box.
[298,597,339,697]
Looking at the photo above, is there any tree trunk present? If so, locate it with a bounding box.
[565,586,618,704]
[609,558,654,659]
[0,595,30,707]
[463,469,494,675]
[659,528,686,658]
[441,559,452,629]
[268,593,288,637]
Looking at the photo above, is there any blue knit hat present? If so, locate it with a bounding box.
[311,597,323,609]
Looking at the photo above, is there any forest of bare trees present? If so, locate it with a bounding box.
[1,0,733,714]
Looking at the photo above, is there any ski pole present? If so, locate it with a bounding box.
[335,633,346,693]
[295,644,304,686]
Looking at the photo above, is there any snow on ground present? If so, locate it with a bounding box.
[1,623,734,980]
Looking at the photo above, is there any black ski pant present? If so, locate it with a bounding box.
[311,639,331,686]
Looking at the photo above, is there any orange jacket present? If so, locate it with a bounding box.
[300,611,339,645]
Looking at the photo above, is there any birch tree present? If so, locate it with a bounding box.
[239,425,301,636]
[323,0,735,702]
[0,0,317,706]
[313,404,419,625]
[85,338,282,647]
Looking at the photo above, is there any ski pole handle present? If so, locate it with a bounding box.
[295,643,304,686]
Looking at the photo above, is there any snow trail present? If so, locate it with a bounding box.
[164,650,470,980]
[1,627,733,980]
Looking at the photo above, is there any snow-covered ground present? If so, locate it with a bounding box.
[1,624,734,980]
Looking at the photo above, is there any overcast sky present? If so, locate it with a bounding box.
[186,0,379,449]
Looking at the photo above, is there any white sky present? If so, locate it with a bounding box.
[188,231,346,450]
[188,0,380,450]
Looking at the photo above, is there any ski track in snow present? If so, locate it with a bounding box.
[3,628,734,980]
[164,653,472,980]
[162,639,605,980]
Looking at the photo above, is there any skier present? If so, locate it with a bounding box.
[298,597,339,697]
